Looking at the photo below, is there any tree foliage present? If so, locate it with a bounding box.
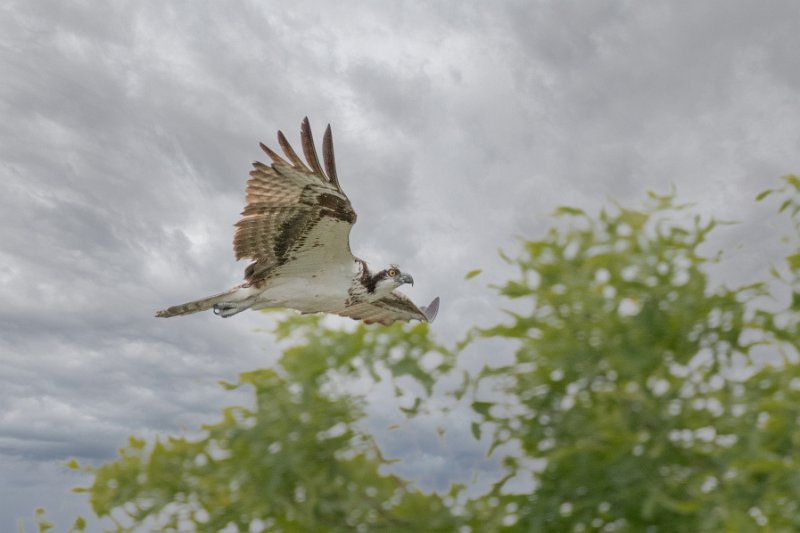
[34,177,800,532]
[469,180,800,532]
[62,320,456,532]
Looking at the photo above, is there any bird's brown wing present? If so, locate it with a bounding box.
[334,294,440,325]
[233,117,357,283]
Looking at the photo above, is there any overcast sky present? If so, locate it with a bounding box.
[2,1,800,530]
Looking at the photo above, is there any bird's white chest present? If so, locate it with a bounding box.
[251,265,359,313]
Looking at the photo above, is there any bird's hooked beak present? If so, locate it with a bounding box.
[399,273,414,286]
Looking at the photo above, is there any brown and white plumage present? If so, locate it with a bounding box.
[156,118,439,325]
[336,291,441,325]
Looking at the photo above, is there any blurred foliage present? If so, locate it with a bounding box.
[36,177,799,532]
[468,178,800,532]
[64,319,457,532]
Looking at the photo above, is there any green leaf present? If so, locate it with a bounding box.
[787,253,800,271]
[553,206,586,217]
[785,174,800,190]
[34,509,53,533]
[499,281,531,298]
[127,436,146,450]
[471,401,493,418]
[464,269,483,280]
[399,397,422,416]
[471,422,481,440]
[755,189,774,201]
[70,516,87,532]
[217,379,239,390]
[618,207,648,229]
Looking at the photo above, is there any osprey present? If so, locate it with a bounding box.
[156,118,439,325]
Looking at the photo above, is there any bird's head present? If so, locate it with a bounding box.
[370,264,414,295]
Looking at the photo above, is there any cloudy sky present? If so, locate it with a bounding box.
[3,0,800,529]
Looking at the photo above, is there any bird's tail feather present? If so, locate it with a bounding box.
[155,289,239,318]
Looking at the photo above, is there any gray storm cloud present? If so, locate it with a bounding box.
[2,1,800,529]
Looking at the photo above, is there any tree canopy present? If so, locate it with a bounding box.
[32,177,800,532]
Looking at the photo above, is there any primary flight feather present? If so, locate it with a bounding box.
[156,117,439,325]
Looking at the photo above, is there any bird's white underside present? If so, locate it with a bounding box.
[252,262,361,313]
[244,217,363,313]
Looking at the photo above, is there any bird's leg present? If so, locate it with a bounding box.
[213,302,249,318]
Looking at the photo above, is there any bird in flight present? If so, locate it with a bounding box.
[156,118,439,325]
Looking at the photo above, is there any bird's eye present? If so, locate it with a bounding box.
[387,269,397,277]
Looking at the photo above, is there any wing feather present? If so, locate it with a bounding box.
[335,294,440,325]
[300,117,326,178]
[322,124,341,191]
[233,118,357,283]
[244,166,302,207]
[277,130,311,172]
[233,207,312,262]
[259,142,288,166]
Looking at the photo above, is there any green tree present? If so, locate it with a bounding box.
[67,321,458,532]
[468,179,800,532]
[36,178,799,532]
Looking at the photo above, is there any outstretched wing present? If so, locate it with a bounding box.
[335,295,440,325]
[234,117,357,282]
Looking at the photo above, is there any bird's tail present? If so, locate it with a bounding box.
[155,288,240,318]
